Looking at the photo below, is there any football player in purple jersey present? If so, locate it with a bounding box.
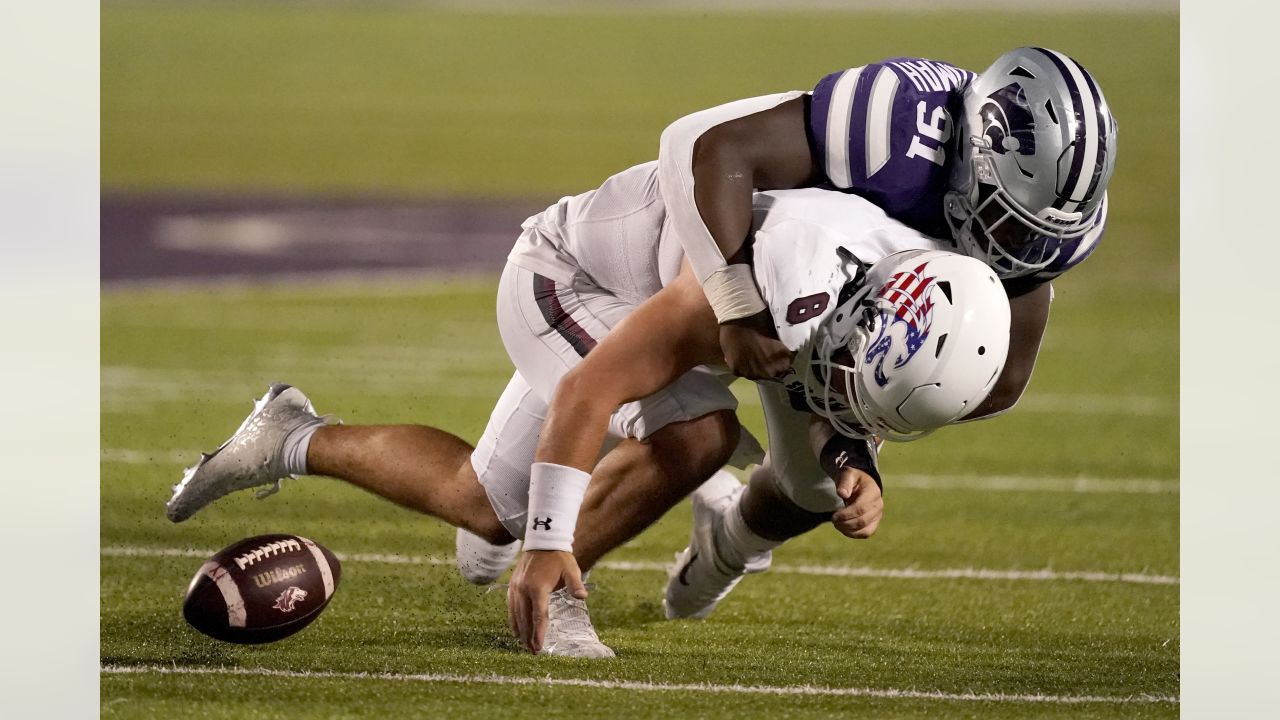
[659,48,1116,404]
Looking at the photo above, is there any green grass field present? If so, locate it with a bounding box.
[102,5,1178,718]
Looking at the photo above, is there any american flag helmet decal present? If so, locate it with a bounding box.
[864,262,938,388]
[797,249,1010,443]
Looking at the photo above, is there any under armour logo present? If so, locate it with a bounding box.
[833,450,849,468]
[532,517,552,531]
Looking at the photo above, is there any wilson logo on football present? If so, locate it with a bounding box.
[865,262,936,387]
[272,586,308,613]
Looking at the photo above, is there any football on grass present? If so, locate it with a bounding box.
[183,533,341,644]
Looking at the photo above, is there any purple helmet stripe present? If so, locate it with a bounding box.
[532,274,597,358]
[1030,47,1088,212]
[1037,196,1107,278]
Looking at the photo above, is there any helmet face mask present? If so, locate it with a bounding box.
[947,47,1117,279]
[946,178,1097,278]
[799,309,917,441]
[797,250,1012,442]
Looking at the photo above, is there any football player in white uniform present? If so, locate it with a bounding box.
[166,162,1011,657]
[501,172,1011,651]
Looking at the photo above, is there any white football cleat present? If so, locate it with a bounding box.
[455,528,521,585]
[166,383,331,523]
[541,587,616,659]
[663,473,771,620]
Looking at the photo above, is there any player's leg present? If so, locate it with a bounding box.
[464,374,745,576]
[164,377,519,545]
[482,263,750,653]
[305,422,515,546]
[495,262,749,569]
[664,382,838,619]
[736,461,830,542]
[573,408,740,571]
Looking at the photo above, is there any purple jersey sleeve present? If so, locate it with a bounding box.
[810,58,976,239]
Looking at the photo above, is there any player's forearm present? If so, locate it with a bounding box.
[960,282,1052,421]
[526,274,720,550]
[535,372,616,473]
[523,372,618,552]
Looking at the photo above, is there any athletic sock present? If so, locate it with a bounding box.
[716,492,782,570]
[281,420,325,476]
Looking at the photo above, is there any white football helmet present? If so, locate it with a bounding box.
[799,249,1010,441]
[945,47,1117,278]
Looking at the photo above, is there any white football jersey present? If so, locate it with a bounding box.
[750,187,948,353]
[507,161,683,307]
[507,164,948,339]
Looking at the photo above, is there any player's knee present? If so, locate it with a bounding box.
[649,409,740,482]
[454,461,517,545]
[466,511,516,548]
[468,519,517,546]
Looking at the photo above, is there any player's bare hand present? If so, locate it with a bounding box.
[506,549,587,654]
[720,312,793,380]
[831,468,883,539]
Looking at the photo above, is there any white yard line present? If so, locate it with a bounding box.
[101,448,198,465]
[99,664,1178,704]
[892,474,1178,494]
[100,545,1179,586]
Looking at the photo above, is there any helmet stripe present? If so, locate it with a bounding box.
[1077,65,1111,209]
[1070,195,1106,264]
[1031,47,1099,214]
[1031,48,1086,213]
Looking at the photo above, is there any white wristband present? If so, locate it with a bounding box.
[524,462,591,552]
[702,263,767,323]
